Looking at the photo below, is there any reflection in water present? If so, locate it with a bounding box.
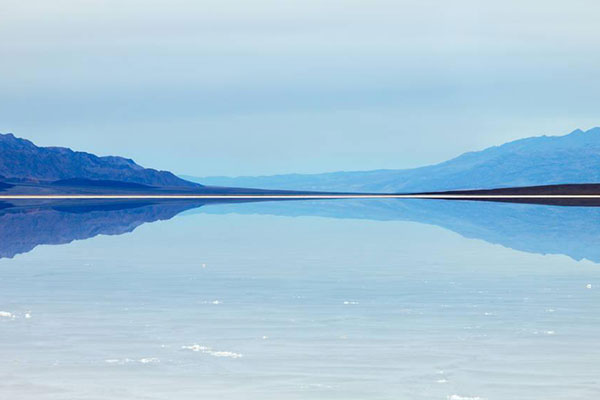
[2,199,600,262]
[194,199,600,263]
[0,200,197,259]
[1,199,599,400]
[0,199,240,259]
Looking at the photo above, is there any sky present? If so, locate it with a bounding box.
[1,0,599,177]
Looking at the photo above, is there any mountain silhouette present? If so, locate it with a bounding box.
[0,133,198,187]
[192,127,600,192]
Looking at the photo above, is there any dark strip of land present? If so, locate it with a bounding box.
[4,179,600,206]
[418,184,600,206]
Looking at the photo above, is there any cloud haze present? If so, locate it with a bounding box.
[1,0,599,175]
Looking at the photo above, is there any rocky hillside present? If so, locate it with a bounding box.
[0,133,198,187]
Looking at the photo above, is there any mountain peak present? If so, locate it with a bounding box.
[0,132,36,148]
[583,127,600,134]
[562,127,600,139]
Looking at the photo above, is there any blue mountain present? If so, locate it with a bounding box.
[191,127,600,192]
[0,133,198,187]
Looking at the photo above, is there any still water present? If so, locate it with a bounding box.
[0,200,599,399]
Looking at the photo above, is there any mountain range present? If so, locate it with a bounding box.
[3,127,600,195]
[3,125,600,261]
[190,127,600,192]
[0,133,197,187]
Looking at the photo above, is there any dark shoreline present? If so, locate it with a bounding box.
[4,180,600,207]
[419,184,600,206]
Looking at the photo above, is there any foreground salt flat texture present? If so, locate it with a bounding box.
[0,209,599,400]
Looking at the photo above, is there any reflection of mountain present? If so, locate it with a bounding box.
[4,198,600,264]
[196,199,600,263]
[0,200,210,259]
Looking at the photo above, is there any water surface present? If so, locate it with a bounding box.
[0,200,599,399]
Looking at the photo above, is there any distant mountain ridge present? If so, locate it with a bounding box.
[191,127,600,192]
[0,133,198,187]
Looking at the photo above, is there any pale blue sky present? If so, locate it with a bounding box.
[1,0,599,176]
